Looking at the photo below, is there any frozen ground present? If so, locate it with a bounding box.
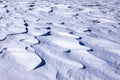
[0,0,120,80]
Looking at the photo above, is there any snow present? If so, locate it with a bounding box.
[0,0,120,80]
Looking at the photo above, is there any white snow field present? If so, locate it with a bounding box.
[0,0,120,80]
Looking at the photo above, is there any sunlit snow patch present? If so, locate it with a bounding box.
[7,47,41,70]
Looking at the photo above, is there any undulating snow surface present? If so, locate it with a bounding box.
[0,0,120,80]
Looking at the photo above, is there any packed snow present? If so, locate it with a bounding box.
[0,0,120,80]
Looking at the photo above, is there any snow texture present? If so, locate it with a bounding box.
[0,0,120,80]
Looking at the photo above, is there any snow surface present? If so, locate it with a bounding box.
[0,0,120,80]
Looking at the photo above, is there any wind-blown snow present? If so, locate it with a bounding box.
[0,0,120,80]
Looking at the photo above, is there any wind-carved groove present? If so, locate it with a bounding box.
[79,41,85,46]
[45,27,51,30]
[56,72,64,80]
[30,36,46,70]
[82,65,86,69]
[84,28,92,32]
[87,48,94,52]
[34,36,41,44]
[0,48,7,58]
[64,49,86,69]
[40,31,51,36]
[0,48,7,54]
[76,36,82,40]
[19,34,45,70]
[48,7,54,13]
[24,20,29,27]
[33,54,46,70]
[0,20,29,41]
[64,49,71,53]
[31,49,46,70]
[0,36,7,41]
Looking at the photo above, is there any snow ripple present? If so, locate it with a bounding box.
[0,0,120,80]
